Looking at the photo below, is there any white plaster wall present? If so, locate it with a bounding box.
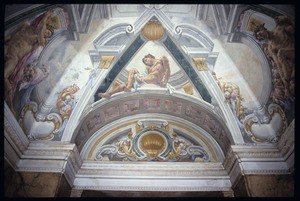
[218,41,263,108]
[170,16,262,109]
[40,17,139,109]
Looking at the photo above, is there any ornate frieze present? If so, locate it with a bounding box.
[103,105,120,121]
[123,99,140,113]
[86,114,102,133]
[75,91,232,155]
[94,125,210,162]
[81,115,224,163]
[164,99,183,114]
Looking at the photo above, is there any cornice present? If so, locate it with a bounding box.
[74,185,232,192]
[73,177,232,192]
[14,141,82,186]
[4,103,29,154]
[224,143,293,187]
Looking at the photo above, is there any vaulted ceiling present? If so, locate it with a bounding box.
[4,4,294,194]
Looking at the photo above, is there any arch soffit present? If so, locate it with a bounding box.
[73,91,233,158]
[80,114,225,162]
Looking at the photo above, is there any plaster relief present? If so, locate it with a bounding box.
[144,98,161,111]
[19,102,62,141]
[164,100,182,114]
[95,123,210,162]
[185,105,202,122]
[86,114,102,133]
[103,105,120,121]
[244,103,287,143]
[123,99,140,113]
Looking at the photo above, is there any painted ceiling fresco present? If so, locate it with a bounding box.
[4,4,294,162]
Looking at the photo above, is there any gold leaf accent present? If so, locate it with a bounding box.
[99,56,115,69]
[182,82,193,95]
[193,58,208,71]
[140,133,166,158]
[142,20,165,41]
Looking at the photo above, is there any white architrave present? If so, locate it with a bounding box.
[73,89,234,155]
[73,166,232,192]
[15,141,81,187]
[61,68,110,142]
[197,71,244,143]
[5,138,293,193]
[223,122,294,188]
[89,23,134,60]
[4,102,29,168]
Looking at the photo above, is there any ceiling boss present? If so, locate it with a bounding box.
[142,19,166,41]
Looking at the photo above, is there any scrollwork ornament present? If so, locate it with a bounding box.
[27,134,35,141]
[174,26,183,38]
[187,146,209,161]
[137,120,144,130]
[94,128,210,162]
[19,101,62,141]
[126,24,134,35]
[243,103,287,143]
[95,145,118,161]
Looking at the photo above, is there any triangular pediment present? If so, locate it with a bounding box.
[93,19,212,103]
